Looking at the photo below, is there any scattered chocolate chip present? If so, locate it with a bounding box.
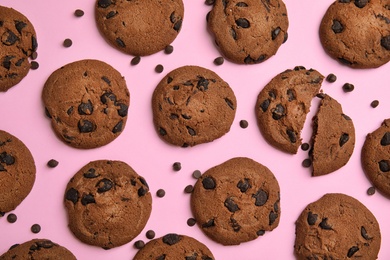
[379,160,390,172]
[347,246,359,257]
[187,218,196,226]
[239,120,248,129]
[31,224,41,234]
[163,233,181,245]
[146,230,155,239]
[63,38,72,47]
[326,73,337,83]
[332,20,344,33]
[30,61,39,70]
[81,193,95,205]
[7,213,17,223]
[214,56,224,65]
[319,218,332,230]
[47,159,59,168]
[31,51,38,60]
[307,212,318,225]
[156,189,166,198]
[172,162,181,171]
[131,56,141,65]
[74,9,85,17]
[367,186,376,195]
[236,18,250,28]
[301,143,310,151]
[65,188,79,204]
[164,45,174,54]
[202,177,216,189]
[370,100,379,108]
[224,197,240,212]
[134,240,145,249]
[155,64,164,73]
[253,189,268,206]
[237,178,251,192]
[184,185,194,193]
[96,178,113,193]
[192,170,201,179]
[342,83,354,92]
[302,159,312,168]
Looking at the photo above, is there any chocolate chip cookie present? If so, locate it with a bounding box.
[310,94,355,176]
[0,5,38,92]
[42,59,130,149]
[191,157,280,245]
[362,119,390,198]
[64,160,152,249]
[152,65,237,147]
[0,130,36,214]
[256,66,324,154]
[320,0,390,68]
[207,0,289,64]
[95,0,184,56]
[133,233,215,260]
[294,193,381,259]
[0,239,76,259]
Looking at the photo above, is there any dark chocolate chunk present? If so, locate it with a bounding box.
[272,104,285,120]
[354,0,368,8]
[307,211,318,225]
[260,99,270,112]
[156,255,166,260]
[332,20,344,33]
[230,217,241,232]
[236,18,250,28]
[66,188,79,204]
[84,168,99,178]
[244,54,266,64]
[78,100,93,115]
[237,178,251,192]
[230,27,237,40]
[78,120,95,133]
[205,0,215,5]
[112,120,123,133]
[106,11,118,19]
[361,226,372,240]
[173,20,182,31]
[257,230,265,236]
[138,187,148,197]
[381,35,390,50]
[319,218,332,230]
[339,133,349,147]
[187,126,196,136]
[31,224,41,234]
[202,177,216,189]
[269,211,278,225]
[100,92,117,104]
[380,132,390,146]
[162,233,181,245]
[81,193,95,205]
[338,57,353,65]
[117,103,128,117]
[287,129,297,143]
[98,0,112,8]
[159,127,167,136]
[116,37,126,48]
[30,61,39,70]
[36,240,54,249]
[15,21,27,34]
[225,98,235,110]
[347,246,359,257]
[252,189,268,206]
[47,159,59,168]
[96,178,114,193]
[2,30,19,45]
[0,152,15,165]
[197,77,209,91]
[224,197,240,212]
[287,89,296,101]
[379,160,390,172]
[272,27,281,40]
[202,219,215,228]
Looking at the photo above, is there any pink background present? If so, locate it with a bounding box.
[1,0,390,259]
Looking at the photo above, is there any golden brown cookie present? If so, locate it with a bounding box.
[42,59,129,149]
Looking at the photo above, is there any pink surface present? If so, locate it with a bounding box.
[1,0,390,259]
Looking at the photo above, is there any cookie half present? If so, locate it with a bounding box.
[152,65,237,147]
[191,157,280,245]
[0,239,76,259]
[64,160,152,249]
[0,130,36,214]
[95,0,184,56]
[42,59,129,149]
[0,5,38,91]
[294,193,381,259]
[207,0,288,64]
[362,119,390,198]
[310,94,355,176]
[319,0,390,68]
[256,66,323,154]
[133,233,215,260]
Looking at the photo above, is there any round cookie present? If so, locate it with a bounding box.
[95,0,184,56]
[0,5,38,92]
[256,66,324,154]
[319,0,390,68]
[133,233,215,260]
[362,119,390,198]
[207,0,289,64]
[294,193,381,259]
[191,157,280,245]
[310,94,355,176]
[0,130,35,214]
[152,65,237,147]
[42,59,130,149]
[64,160,152,249]
[0,239,76,259]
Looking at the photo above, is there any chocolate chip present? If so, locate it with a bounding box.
[338,57,353,65]
[63,38,72,47]
[155,64,164,73]
[112,120,123,133]
[367,186,376,195]
[187,218,196,226]
[379,132,390,146]
[307,211,318,225]
[146,230,155,239]
[202,177,216,189]
[186,126,196,136]
[7,213,17,223]
[379,160,390,172]
[134,240,145,249]
[225,98,235,110]
[84,168,98,178]
[370,100,379,108]
[173,20,182,31]
[81,193,95,205]
[96,178,113,193]
[163,234,181,245]
[287,89,296,101]
[236,2,248,6]
[272,27,281,40]
[301,143,310,151]
[381,35,390,50]
[192,170,201,179]
[214,56,224,65]
[244,54,266,64]
[257,230,265,236]
[74,9,85,17]
[116,37,126,48]
[185,254,197,260]
[47,159,59,168]
[342,83,354,92]
[131,56,141,65]
[197,77,209,91]
[342,114,352,120]
[36,240,54,248]
[272,104,285,120]
[138,187,148,197]
[332,20,344,33]
[159,127,167,136]
[78,120,95,133]
[260,99,270,112]
[65,188,79,204]
[237,179,251,193]
[347,246,359,257]
[156,189,166,198]
[156,255,166,260]
[236,18,250,28]
[2,30,19,45]
[224,197,240,212]
[172,162,181,171]
[202,219,215,228]
[269,211,278,225]
[0,152,15,165]
[78,100,93,115]
[361,226,372,240]
[106,11,118,19]
[354,0,368,8]
[98,0,112,8]
[230,217,241,232]
[339,133,349,147]
[230,27,237,40]
[100,92,117,104]
[286,129,297,143]
[302,159,312,168]
[31,36,38,51]
[15,21,27,34]
[239,120,248,129]
[319,218,332,230]
[30,61,39,70]
[326,73,337,83]
[117,103,128,117]
[31,224,41,234]
[253,189,268,206]
[184,185,194,193]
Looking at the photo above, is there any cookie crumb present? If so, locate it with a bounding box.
[326,73,337,83]
[367,186,376,195]
[187,218,196,226]
[31,224,41,234]
[155,64,164,73]
[7,213,17,223]
[342,83,354,92]
[134,240,145,249]
[172,162,182,171]
[131,56,141,66]
[214,57,224,65]
[47,159,59,168]
[192,170,201,179]
[164,45,174,54]
[146,230,156,239]
[74,9,84,17]
[239,120,248,129]
[156,189,166,198]
[370,100,379,108]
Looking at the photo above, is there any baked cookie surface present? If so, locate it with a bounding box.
[319,0,390,68]
[42,59,129,149]
[191,157,280,245]
[64,160,152,249]
[0,5,38,92]
[310,94,355,176]
[256,66,323,154]
[95,0,184,56]
[133,233,215,260]
[294,193,381,260]
[362,119,390,198]
[0,130,35,214]
[152,65,237,147]
[207,0,288,64]
[0,239,76,259]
